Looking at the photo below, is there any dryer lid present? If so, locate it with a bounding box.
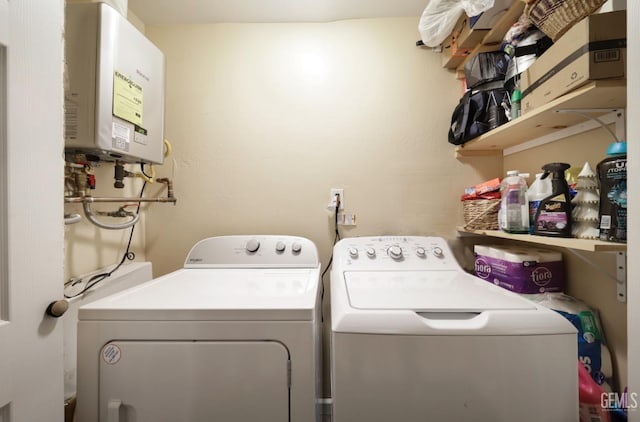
[344,270,535,312]
[78,268,320,321]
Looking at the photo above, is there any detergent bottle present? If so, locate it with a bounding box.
[597,141,627,242]
[533,163,572,237]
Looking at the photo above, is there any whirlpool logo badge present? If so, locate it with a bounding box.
[474,258,491,279]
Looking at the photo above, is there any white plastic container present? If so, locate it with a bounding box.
[500,170,529,233]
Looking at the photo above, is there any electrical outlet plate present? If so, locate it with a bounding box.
[338,212,357,226]
[328,188,344,210]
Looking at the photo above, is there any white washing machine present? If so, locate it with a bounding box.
[331,236,578,422]
[76,235,322,422]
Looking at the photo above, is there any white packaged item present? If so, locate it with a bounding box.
[474,245,564,293]
[418,0,495,47]
[500,170,529,233]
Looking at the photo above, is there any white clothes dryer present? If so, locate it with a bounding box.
[76,235,322,422]
[331,236,578,422]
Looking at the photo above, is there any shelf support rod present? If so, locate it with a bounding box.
[565,248,627,303]
[503,110,625,156]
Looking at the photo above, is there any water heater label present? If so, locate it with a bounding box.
[113,70,143,127]
[112,122,131,152]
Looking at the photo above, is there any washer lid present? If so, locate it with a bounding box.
[344,271,536,311]
[79,268,320,321]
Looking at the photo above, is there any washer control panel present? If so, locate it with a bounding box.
[334,236,459,270]
[184,235,319,268]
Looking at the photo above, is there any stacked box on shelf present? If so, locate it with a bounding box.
[474,244,565,293]
[520,10,626,114]
[441,9,493,69]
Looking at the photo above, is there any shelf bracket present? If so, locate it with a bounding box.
[616,251,627,303]
[565,249,627,303]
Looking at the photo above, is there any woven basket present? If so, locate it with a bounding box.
[462,199,500,230]
[525,0,607,41]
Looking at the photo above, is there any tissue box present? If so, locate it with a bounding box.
[474,245,564,293]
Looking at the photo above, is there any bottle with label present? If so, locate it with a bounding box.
[527,172,552,234]
[597,141,627,242]
[533,163,572,237]
[500,170,529,233]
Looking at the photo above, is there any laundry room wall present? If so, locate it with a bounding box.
[143,17,501,278]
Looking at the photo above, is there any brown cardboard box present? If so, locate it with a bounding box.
[441,32,471,69]
[520,11,626,114]
[457,15,489,49]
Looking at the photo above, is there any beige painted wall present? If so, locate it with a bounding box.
[143,18,501,277]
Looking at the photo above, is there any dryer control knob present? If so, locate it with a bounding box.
[275,241,286,252]
[349,247,359,258]
[366,248,376,258]
[291,242,302,254]
[246,239,260,253]
[433,247,444,258]
[388,246,403,260]
[416,247,426,257]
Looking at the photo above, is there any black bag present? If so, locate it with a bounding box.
[448,83,508,146]
[464,51,510,89]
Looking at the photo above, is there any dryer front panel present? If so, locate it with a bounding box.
[99,340,290,421]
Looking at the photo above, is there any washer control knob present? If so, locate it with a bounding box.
[433,246,444,258]
[275,241,286,253]
[388,246,403,260]
[366,248,376,258]
[349,247,359,258]
[416,247,426,257]
[246,239,260,253]
[291,242,302,254]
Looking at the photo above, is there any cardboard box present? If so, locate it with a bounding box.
[457,14,489,49]
[520,11,626,114]
[441,32,471,69]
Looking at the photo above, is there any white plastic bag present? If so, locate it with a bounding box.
[418,0,495,47]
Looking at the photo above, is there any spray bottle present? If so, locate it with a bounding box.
[527,172,552,234]
[533,163,572,237]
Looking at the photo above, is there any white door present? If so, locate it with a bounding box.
[0,1,65,421]
[99,341,290,421]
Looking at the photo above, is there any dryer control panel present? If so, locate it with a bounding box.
[184,235,319,269]
[334,236,460,270]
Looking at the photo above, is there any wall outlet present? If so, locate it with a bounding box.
[328,188,344,210]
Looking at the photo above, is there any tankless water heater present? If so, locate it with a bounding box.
[64,2,165,164]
